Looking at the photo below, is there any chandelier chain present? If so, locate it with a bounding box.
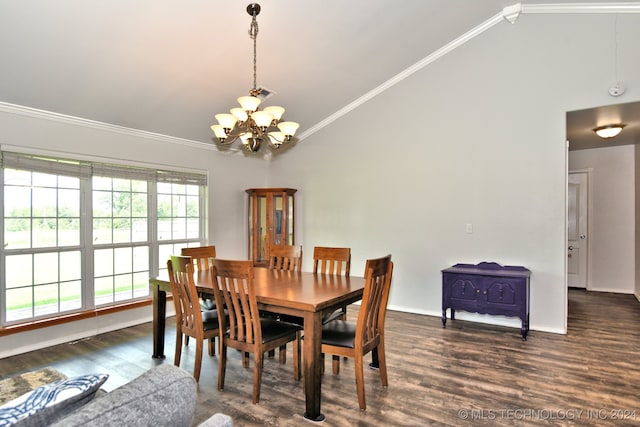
[249,14,259,91]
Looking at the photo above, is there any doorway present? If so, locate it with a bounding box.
[567,170,590,289]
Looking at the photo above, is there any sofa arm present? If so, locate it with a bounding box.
[51,364,196,427]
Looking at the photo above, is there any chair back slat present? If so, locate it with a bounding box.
[356,255,393,349]
[313,246,351,277]
[268,245,302,272]
[168,256,203,337]
[181,245,216,272]
[211,259,260,345]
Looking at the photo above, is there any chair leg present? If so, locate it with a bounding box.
[268,349,275,358]
[218,344,227,391]
[208,337,215,356]
[253,350,263,404]
[278,344,287,364]
[194,339,204,383]
[174,328,183,367]
[377,342,388,387]
[242,351,250,368]
[354,354,366,410]
[293,332,301,381]
[332,355,340,375]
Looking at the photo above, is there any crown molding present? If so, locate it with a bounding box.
[522,2,640,14]
[0,101,274,160]
[298,2,640,142]
[0,101,213,149]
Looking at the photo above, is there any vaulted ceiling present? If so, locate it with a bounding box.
[0,1,638,153]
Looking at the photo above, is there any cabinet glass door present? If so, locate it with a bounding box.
[247,188,296,266]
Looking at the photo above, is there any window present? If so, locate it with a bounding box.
[1,151,207,326]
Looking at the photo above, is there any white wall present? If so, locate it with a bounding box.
[0,106,268,357]
[569,145,635,293]
[2,12,640,356]
[269,13,640,334]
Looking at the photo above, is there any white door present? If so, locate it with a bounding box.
[567,172,588,288]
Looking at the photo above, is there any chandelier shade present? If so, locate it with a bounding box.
[211,3,299,153]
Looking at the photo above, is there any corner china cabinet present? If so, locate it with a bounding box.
[246,188,296,267]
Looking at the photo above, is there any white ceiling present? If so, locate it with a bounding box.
[0,0,638,152]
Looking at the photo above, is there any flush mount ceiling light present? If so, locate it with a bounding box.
[211,3,299,153]
[593,124,626,139]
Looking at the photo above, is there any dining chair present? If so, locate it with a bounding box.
[167,255,222,382]
[181,245,216,273]
[320,254,393,410]
[181,245,217,350]
[268,244,302,272]
[265,244,303,359]
[210,259,302,404]
[313,246,351,324]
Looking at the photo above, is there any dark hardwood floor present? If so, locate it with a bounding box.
[1,289,639,426]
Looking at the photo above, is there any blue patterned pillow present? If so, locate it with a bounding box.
[0,373,108,426]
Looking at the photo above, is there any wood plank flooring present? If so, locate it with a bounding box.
[1,289,639,426]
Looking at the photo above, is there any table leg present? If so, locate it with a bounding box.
[151,281,166,359]
[303,311,324,422]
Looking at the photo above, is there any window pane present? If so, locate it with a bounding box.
[132,218,148,241]
[94,248,114,277]
[93,176,111,191]
[172,218,186,240]
[113,192,131,217]
[34,283,59,316]
[33,218,57,248]
[114,218,132,243]
[186,195,199,217]
[4,186,31,216]
[58,218,80,246]
[115,274,133,301]
[4,219,31,249]
[32,187,57,218]
[6,287,33,321]
[93,218,113,244]
[93,191,113,217]
[133,246,149,272]
[5,254,33,288]
[60,251,82,281]
[34,252,59,285]
[114,247,132,275]
[60,280,82,311]
[95,277,113,305]
[59,189,80,217]
[158,219,171,241]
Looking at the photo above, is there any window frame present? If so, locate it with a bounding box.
[0,150,207,327]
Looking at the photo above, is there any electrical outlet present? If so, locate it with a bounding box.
[466,223,473,234]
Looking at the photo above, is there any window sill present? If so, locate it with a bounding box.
[0,298,158,337]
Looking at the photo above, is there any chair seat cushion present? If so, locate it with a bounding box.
[202,310,222,331]
[321,320,356,348]
[260,319,302,344]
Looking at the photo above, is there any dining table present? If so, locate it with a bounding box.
[149,267,366,422]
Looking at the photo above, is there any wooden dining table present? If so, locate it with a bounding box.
[149,267,366,422]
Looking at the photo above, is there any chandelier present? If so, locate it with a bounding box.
[211,3,299,153]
